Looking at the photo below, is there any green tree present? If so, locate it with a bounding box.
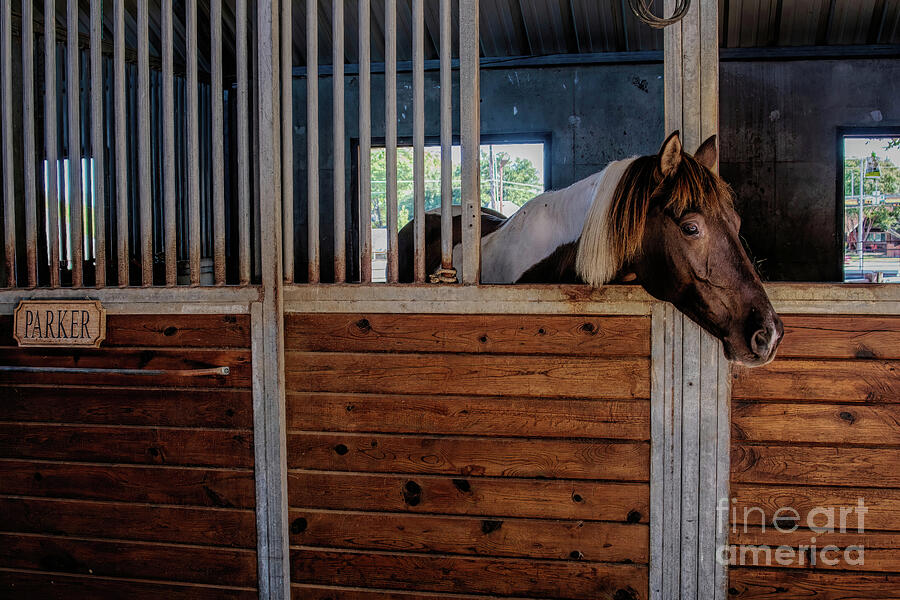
[844,154,900,246]
[371,146,544,228]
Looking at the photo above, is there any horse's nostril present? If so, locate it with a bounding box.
[750,329,769,357]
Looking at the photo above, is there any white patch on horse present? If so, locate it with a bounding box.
[451,158,635,284]
[575,158,636,286]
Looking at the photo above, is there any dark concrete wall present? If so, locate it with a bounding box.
[720,58,900,281]
[292,57,900,282]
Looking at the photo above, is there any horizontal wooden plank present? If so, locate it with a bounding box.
[728,545,897,571]
[732,359,900,402]
[732,445,900,488]
[290,548,648,599]
[732,484,900,532]
[729,568,900,599]
[776,315,900,359]
[731,527,900,572]
[289,510,648,563]
[286,352,650,399]
[285,313,651,356]
[732,401,900,445]
[0,314,251,349]
[289,472,649,522]
[0,570,258,600]
[0,348,252,388]
[2,460,256,508]
[0,533,256,587]
[292,587,496,600]
[0,423,253,468]
[732,526,900,551]
[288,433,649,481]
[0,386,253,429]
[0,496,256,548]
[287,393,650,440]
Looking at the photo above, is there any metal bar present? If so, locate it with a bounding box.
[459,0,480,284]
[67,0,84,287]
[412,0,425,283]
[281,0,294,284]
[1,0,13,287]
[358,0,372,283]
[306,0,319,283]
[439,0,453,275]
[385,0,398,283]
[91,0,106,287]
[212,0,226,285]
[114,0,128,286]
[22,0,37,287]
[45,0,60,287]
[187,0,201,285]
[333,0,346,282]
[82,50,94,266]
[138,0,152,286]
[162,0,176,285]
[0,365,230,376]
[237,0,251,285]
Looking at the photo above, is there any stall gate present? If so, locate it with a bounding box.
[1,2,900,600]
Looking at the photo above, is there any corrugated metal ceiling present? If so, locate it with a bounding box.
[34,0,900,71]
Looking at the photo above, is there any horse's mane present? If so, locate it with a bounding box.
[575,152,734,287]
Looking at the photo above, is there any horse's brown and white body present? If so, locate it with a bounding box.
[399,132,783,366]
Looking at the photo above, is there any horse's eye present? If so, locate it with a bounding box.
[681,222,700,237]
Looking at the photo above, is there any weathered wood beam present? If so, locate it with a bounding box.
[654,2,727,599]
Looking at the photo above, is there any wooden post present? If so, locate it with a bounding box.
[253,1,290,598]
[459,0,480,284]
[652,2,728,599]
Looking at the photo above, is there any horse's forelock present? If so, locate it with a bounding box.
[576,152,733,287]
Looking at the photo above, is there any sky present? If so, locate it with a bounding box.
[438,142,545,183]
[844,137,900,163]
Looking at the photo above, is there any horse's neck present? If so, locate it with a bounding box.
[457,161,630,284]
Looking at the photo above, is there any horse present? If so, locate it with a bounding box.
[399,131,783,366]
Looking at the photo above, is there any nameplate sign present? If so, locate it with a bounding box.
[14,300,107,348]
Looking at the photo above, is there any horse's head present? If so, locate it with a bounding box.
[610,132,782,366]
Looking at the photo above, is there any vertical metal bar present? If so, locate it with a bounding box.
[22,0,37,286]
[187,0,201,285]
[237,0,251,285]
[439,0,453,276]
[333,0,345,282]
[212,0,226,285]
[281,0,293,284]
[163,0,176,285]
[358,0,372,283]
[459,0,480,284]
[385,0,398,283]
[412,0,425,283]
[306,0,319,283]
[115,0,128,286]
[1,0,14,287]
[91,0,105,287]
[67,0,84,287]
[138,0,152,286]
[45,0,60,287]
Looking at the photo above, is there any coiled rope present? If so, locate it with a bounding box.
[627,0,692,29]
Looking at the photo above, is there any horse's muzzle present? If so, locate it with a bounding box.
[746,311,783,366]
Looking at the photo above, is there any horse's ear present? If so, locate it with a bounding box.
[659,130,682,177]
[694,135,718,169]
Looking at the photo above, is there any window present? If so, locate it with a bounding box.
[366,137,549,282]
[841,133,900,283]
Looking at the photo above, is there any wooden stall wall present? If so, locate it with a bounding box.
[0,314,259,599]
[728,314,900,598]
[285,313,651,599]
